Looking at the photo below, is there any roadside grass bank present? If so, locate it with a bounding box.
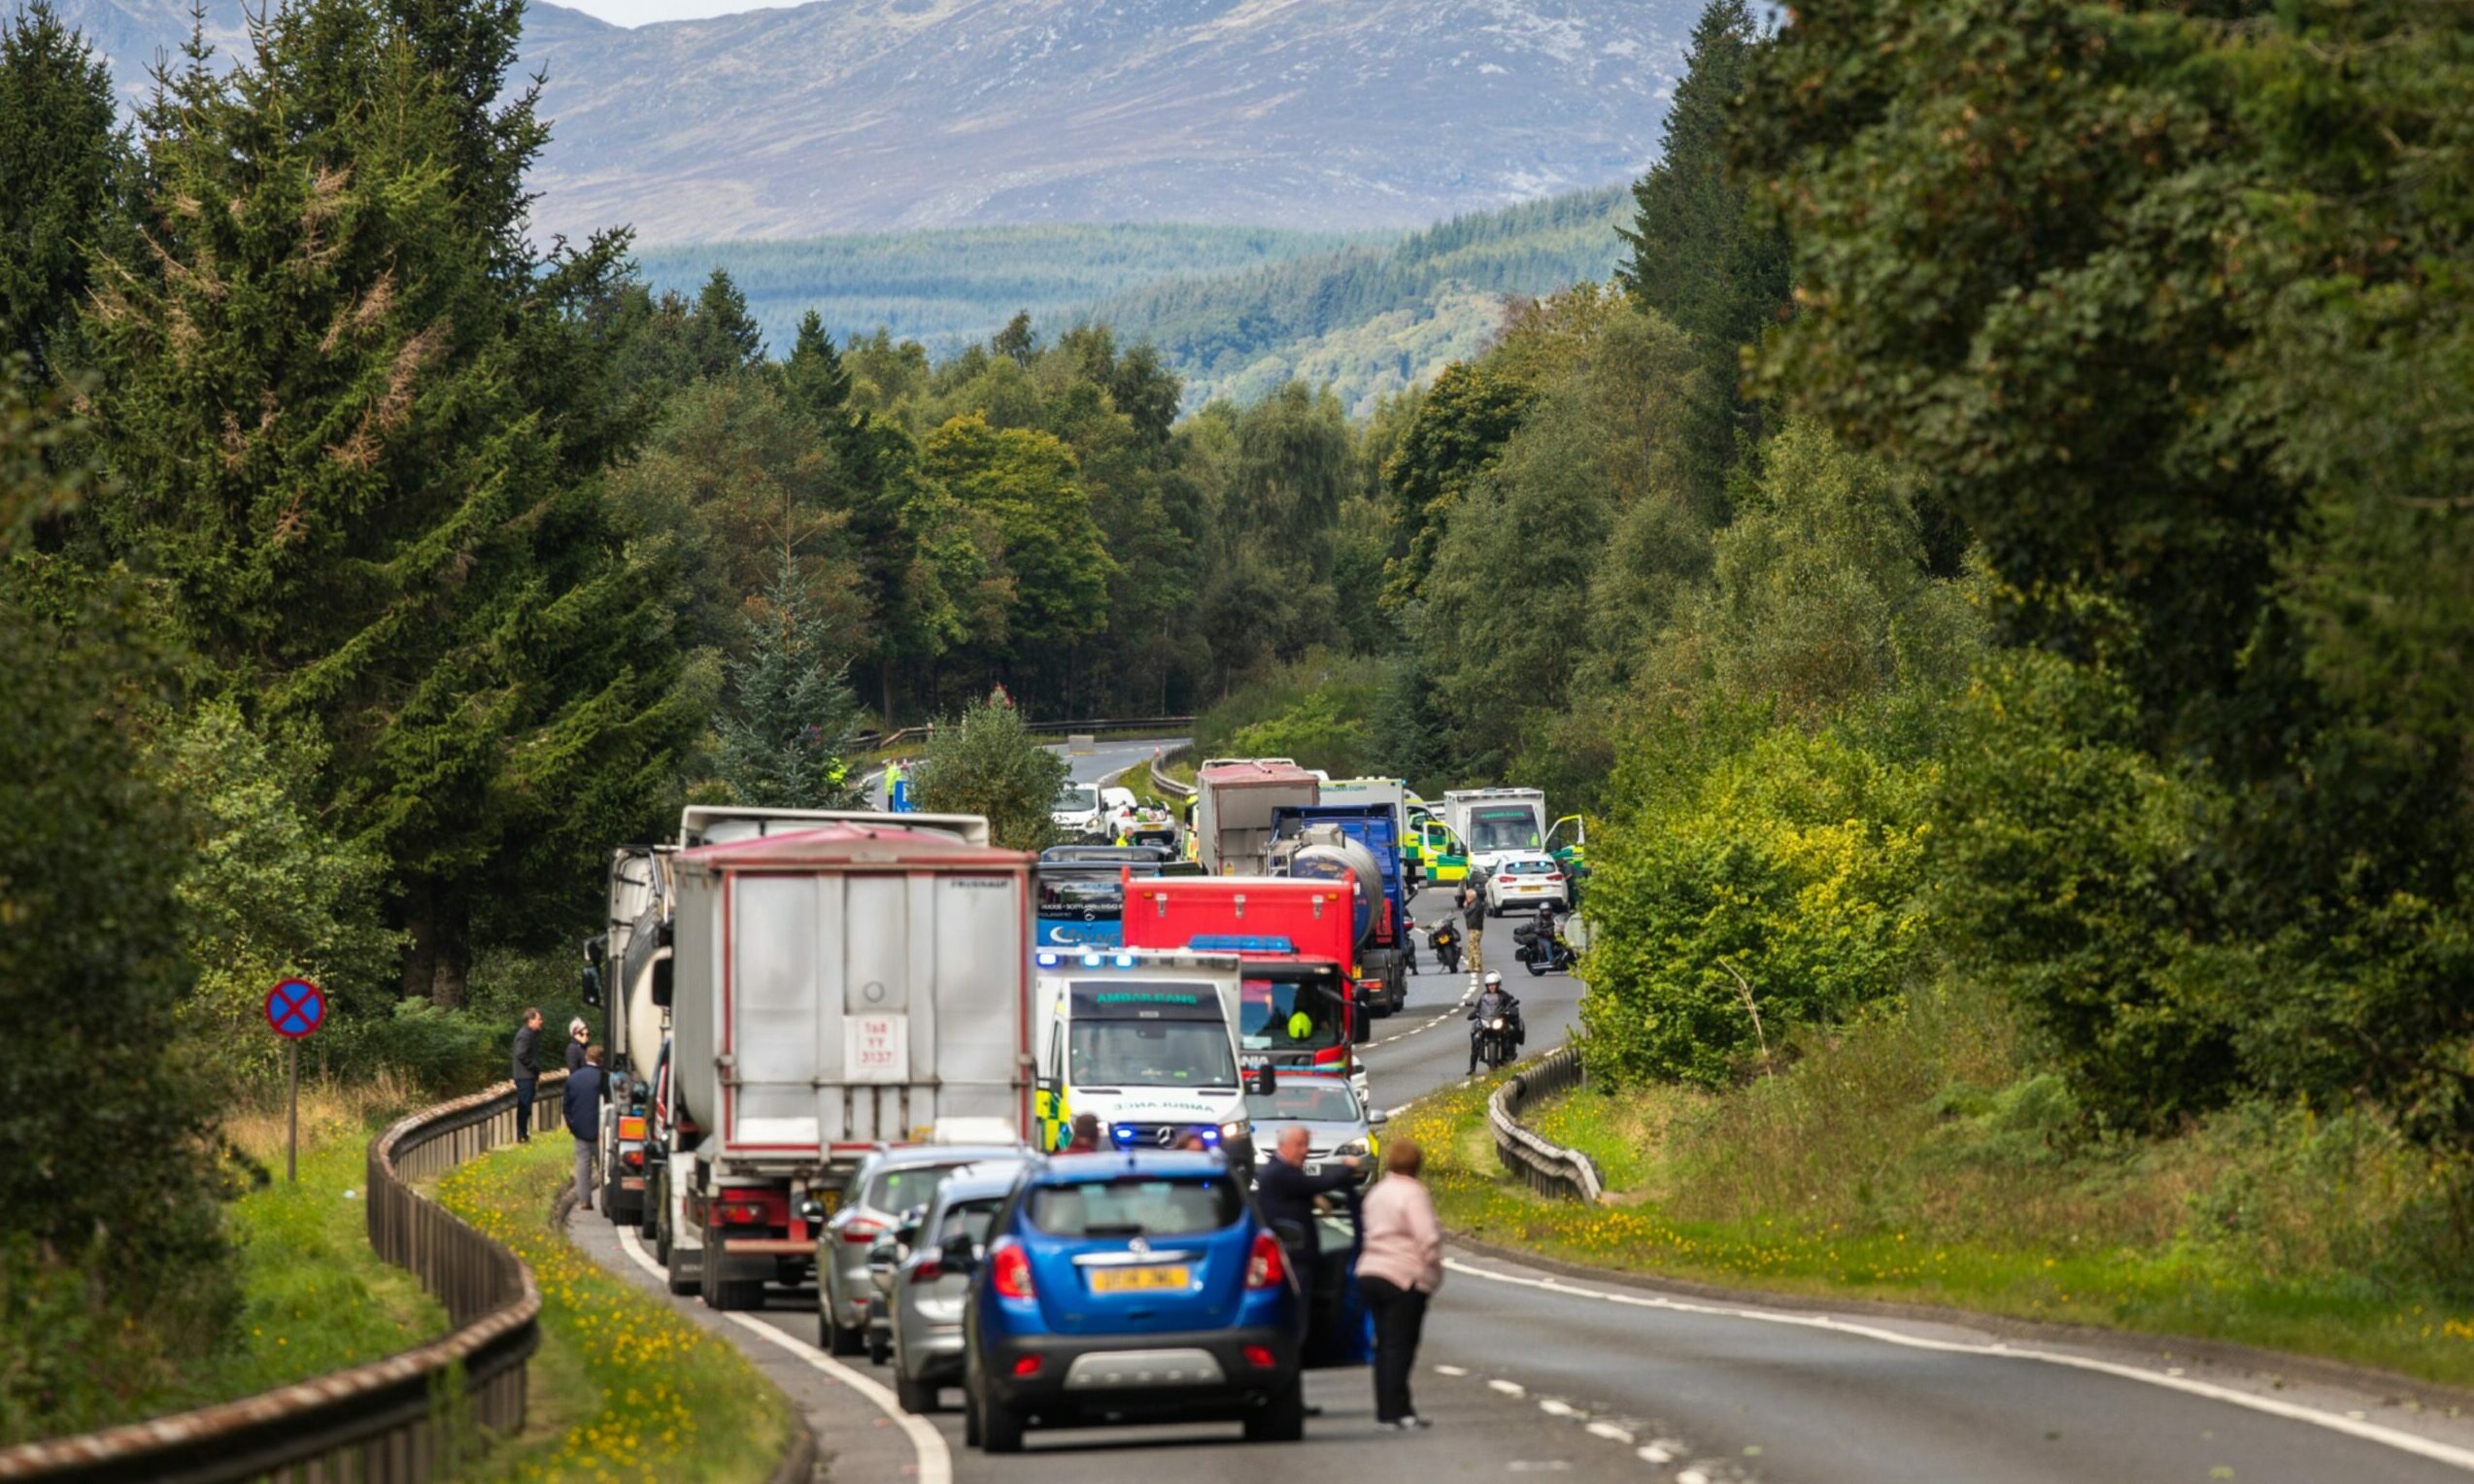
[1398,1011,2474,1391]
[435,1139,789,1482]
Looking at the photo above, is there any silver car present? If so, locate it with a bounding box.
[819,1144,1021,1359]
[883,1163,1024,1413]
[1245,1072,1383,1185]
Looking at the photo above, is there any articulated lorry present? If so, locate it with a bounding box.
[1270,807,1409,1015]
[646,808,1034,1311]
[580,846,672,1226]
[1193,759,1320,875]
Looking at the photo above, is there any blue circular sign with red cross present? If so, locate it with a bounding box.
[265,978,325,1039]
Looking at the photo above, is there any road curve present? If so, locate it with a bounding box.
[568,884,2474,1481]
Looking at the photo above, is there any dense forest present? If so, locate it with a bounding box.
[4,0,2473,1441]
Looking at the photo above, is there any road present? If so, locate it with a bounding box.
[566,866,2474,1482]
[863,734,1180,808]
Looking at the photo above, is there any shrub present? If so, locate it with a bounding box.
[914,685,1069,850]
[1579,717,1936,1088]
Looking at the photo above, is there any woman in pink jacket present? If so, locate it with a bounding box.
[1355,1138,1444,1430]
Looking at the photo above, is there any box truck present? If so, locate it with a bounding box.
[1194,759,1320,875]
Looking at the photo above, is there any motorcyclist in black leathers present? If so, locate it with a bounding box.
[1517,902,1571,970]
[1467,971,1523,1073]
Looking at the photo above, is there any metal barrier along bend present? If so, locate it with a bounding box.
[1489,1046,1606,1204]
[0,1072,566,1483]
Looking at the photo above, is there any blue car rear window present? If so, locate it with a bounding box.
[1027,1177,1240,1237]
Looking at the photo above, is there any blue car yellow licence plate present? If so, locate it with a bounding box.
[1088,1265,1190,1294]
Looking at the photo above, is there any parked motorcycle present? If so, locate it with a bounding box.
[1426,920,1462,975]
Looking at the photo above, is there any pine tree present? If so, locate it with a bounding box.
[780,309,859,442]
[688,266,763,378]
[713,550,864,809]
[0,1,124,381]
[1614,0,1790,495]
[85,0,699,1005]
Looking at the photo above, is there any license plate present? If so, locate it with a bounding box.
[1089,1265,1190,1294]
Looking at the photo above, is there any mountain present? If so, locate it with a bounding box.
[641,185,1628,414]
[50,0,1692,244]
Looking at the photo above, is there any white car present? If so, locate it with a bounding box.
[1051,782,1104,840]
[1485,853,1570,915]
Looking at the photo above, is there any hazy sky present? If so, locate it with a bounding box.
[556,0,794,26]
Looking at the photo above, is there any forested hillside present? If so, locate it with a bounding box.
[639,186,1630,416]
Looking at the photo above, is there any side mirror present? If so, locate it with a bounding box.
[650,956,674,1009]
[1369,1109,1389,1129]
[797,1197,828,1228]
[1351,1012,1372,1046]
[579,964,603,1008]
[938,1235,980,1273]
[866,1237,900,1270]
[1246,1063,1277,1097]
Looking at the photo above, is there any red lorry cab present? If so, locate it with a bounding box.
[1119,874,1365,1071]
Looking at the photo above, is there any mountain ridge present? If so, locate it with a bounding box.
[46,0,1692,243]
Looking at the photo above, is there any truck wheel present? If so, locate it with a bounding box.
[664,1241,699,1298]
[979,1392,1026,1453]
[963,1381,984,1447]
[700,1249,764,1311]
[896,1369,937,1414]
[1245,1376,1306,1442]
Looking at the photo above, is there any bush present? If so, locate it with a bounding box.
[1578,714,1937,1088]
[1194,651,1383,774]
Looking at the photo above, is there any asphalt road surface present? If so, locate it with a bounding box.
[568,877,2474,1483]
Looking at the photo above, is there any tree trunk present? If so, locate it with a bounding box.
[399,881,439,1000]
[430,894,472,1010]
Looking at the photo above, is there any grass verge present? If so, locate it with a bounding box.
[435,1139,789,1482]
[1394,1061,2474,1391]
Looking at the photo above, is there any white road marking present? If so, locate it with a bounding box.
[1442,1257,2474,1473]
[1435,1364,1471,1376]
[617,1226,953,1484]
[1539,1399,1580,1418]
[1639,1442,1676,1464]
[1586,1421,1636,1443]
[1676,1469,1711,1484]
[1489,1378,1528,1398]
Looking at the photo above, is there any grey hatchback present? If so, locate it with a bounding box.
[883,1161,1026,1412]
[820,1145,1022,1358]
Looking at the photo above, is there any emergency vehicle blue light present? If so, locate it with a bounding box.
[1114,953,1137,967]
[1189,934,1296,954]
[1034,952,1062,967]
[1081,953,1103,967]
[1200,1127,1221,1146]
[1110,1123,1139,1148]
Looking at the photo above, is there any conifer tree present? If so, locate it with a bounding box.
[713,549,864,809]
[688,266,763,378]
[0,2,124,381]
[85,0,698,1004]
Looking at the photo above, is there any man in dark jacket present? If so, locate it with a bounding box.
[511,1007,545,1143]
[565,1045,608,1210]
[1255,1125,1360,1411]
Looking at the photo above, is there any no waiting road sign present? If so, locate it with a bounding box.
[265,978,325,1039]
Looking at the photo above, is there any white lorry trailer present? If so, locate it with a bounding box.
[1193,758,1320,875]
[652,810,1032,1310]
[1442,787,1549,877]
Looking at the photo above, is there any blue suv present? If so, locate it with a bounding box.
[957,1150,1305,1452]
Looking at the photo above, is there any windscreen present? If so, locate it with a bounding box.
[1238,977,1344,1053]
[1036,869,1124,922]
[936,1197,1004,1247]
[1028,1177,1241,1236]
[1056,784,1101,813]
[1469,807,1541,853]
[1068,1021,1237,1089]
[1246,1080,1362,1124]
[865,1162,968,1213]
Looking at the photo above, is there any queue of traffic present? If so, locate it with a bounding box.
[572,763,1581,1452]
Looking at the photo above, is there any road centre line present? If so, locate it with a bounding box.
[1441,1257,2474,1473]
[616,1226,953,1484]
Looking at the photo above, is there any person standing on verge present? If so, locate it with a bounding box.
[564,1017,591,1073]
[1357,1137,1443,1431]
[565,1045,608,1210]
[1458,881,1486,975]
[511,1007,544,1143]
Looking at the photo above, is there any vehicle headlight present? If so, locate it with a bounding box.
[1218,1119,1249,1141]
[1336,1138,1371,1160]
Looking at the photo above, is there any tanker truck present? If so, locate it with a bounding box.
[1270,808,1409,1015]
[633,808,1032,1313]
[580,845,672,1227]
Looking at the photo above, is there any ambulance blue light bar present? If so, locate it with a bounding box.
[1189,934,1296,954]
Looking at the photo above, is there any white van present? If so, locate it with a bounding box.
[1031,948,1258,1166]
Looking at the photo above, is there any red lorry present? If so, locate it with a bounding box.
[1119,874,1369,1076]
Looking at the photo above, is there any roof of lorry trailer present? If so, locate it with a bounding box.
[1198,759,1317,785]
[676,823,1029,870]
